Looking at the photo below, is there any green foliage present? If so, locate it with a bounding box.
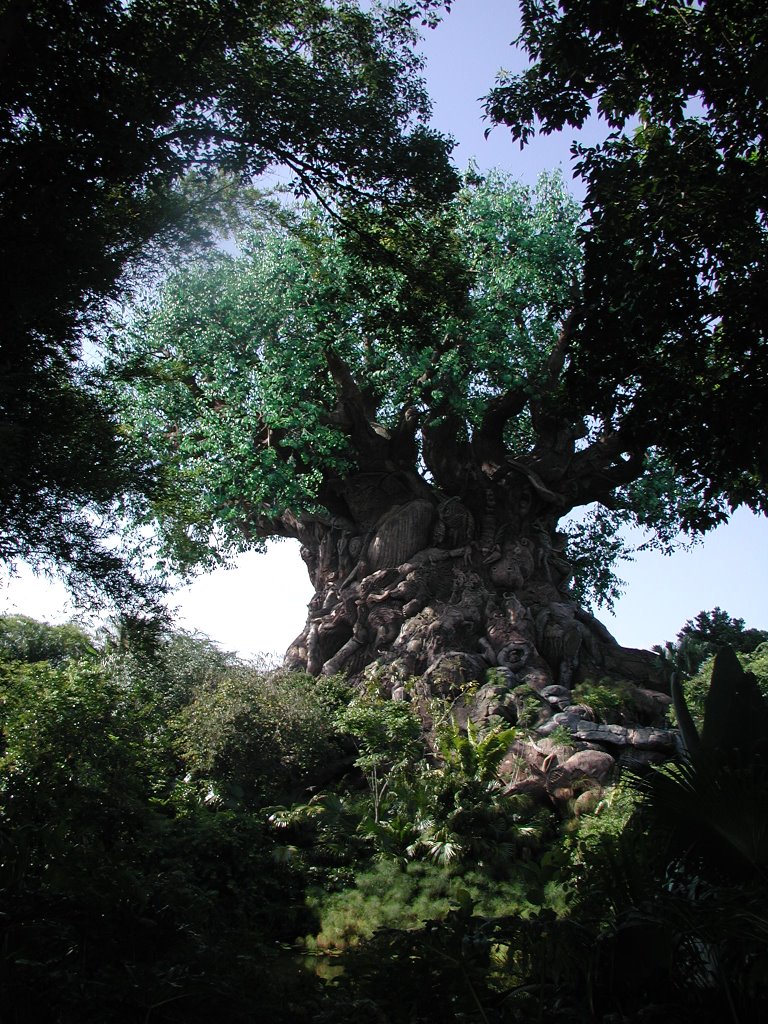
[104,616,238,716]
[681,607,768,654]
[333,691,423,824]
[352,715,547,872]
[657,606,768,681]
[563,506,634,611]
[512,683,543,729]
[0,624,323,1021]
[673,642,768,735]
[109,170,588,565]
[625,649,768,1018]
[572,678,638,724]
[0,659,155,830]
[546,723,575,748]
[1,0,456,595]
[108,156,748,604]
[486,0,768,520]
[334,694,423,768]
[306,858,555,953]
[176,667,342,806]
[0,613,97,665]
[4,613,768,1021]
[436,718,516,784]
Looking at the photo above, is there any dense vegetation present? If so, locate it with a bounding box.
[2,612,767,1022]
[2,2,767,1021]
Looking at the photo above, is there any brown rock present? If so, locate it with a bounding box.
[562,749,616,785]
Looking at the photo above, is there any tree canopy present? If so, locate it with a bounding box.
[0,0,456,596]
[485,0,768,526]
[109,171,722,608]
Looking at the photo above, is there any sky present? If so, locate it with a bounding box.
[1,0,766,656]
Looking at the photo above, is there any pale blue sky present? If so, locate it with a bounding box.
[1,0,765,654]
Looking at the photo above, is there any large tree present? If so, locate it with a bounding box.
[484,0,768,523]
[108,172,692,693]
[0,0,455,595]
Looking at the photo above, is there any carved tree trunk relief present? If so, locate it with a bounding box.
[283,468,664,701]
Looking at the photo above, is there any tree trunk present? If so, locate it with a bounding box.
[283,470,665,703]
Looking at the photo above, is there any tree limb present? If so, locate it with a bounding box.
[324,345,391,466]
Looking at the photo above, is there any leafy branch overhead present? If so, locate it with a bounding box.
[485,0,768,523]
[0,0,457,595]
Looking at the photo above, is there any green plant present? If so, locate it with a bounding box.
[436,719,516,784]
[176,668,341,807]
[513,684,543,729]
[572,678,636,722]
[0,614,97,666]
[546,723,575,748]
[0,640,326,1022]
[333,694,423,823]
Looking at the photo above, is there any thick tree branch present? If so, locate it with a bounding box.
[545,305,581,382]
[473,386,529,471]
[422,410,476,497]
[324,345,391,466]
[565,430,648,508]
[529,305,582,452]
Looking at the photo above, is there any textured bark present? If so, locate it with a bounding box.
[283,469,665,700]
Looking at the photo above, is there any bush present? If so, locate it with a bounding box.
[104,620,237,715]
[305,858,556,952]
[678,642,768,731]
[0,613,96,665]
[572,678,637,723]
[0,647,320,1022]
[176,668,342,806]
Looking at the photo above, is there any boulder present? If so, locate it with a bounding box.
[423,651,488,695]
[561,749,616,785]
[540,684,572,708]
[625,726,677,752]
[469,681,518,725]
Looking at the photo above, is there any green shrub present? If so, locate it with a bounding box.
[104,621,237,715]
[513,683,542,728]
[0,613,96,665]
[306,858,555,952]
[572,678,637,722]
[677,642,768,731]
[0,652,319,1022]
[176,668,341,806]
[547,723,576,747]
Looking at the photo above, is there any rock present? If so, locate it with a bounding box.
[561,749,616,785]
[540,684,572,707]
[424,651,488,695]
[597,645,669,692]
[617,748,670,771]
[571,722,629,747]
[625,726,677,752]
[367,500,435,571]
[469,681,518,725]
[485,665,518,687]
[632,687,673,726]
[536,705,594,736]
[503,777,549,804]
[536,736,575,757]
